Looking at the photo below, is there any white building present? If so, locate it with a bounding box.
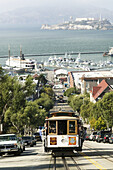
[75,18,95,22]
[69,70,113,94]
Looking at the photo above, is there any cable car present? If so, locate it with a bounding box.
[44,111,84,152]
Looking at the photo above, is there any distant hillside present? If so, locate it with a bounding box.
[0,5,113,26]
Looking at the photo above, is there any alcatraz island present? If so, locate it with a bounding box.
[41,17,113,30]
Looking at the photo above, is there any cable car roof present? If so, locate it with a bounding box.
[46,111,80,120]
[46,116,79,121]
[50,111,76,116]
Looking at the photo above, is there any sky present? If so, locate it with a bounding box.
[0,0,113,26]
[0,0,113,13]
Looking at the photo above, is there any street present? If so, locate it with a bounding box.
[1,71,113,170]
[0,140,113,169]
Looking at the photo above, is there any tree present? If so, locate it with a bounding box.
[80,102,93,122]
[23,101,47,135]
[64,87,80,97]
[90,117,96,130]
[23,75,36,97]
[43,87,55,99]
[36,93,54,112]
[0,75,16,125]
[94,117,106,131]
[5,107,25,134]
[37,74,47,86]
[0,73,36,133]
[100,92,113,129]
[69,94,89,114]
[0,70,52,134]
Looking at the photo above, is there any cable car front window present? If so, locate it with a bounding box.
[58,120,67,135]
[49,121,56,134]
[69,121,75,133]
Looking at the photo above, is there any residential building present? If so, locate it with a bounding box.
[68,70,113,94]
[90,79,113,103]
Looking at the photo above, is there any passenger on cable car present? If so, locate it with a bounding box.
[49,121,56,133]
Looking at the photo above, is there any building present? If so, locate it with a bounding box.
[68,70,113,94]
[54,69,68,85]
[90,79,113,103]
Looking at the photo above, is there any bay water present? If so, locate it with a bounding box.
[0,27,113,67]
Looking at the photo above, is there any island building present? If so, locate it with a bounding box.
[41,17,113,30]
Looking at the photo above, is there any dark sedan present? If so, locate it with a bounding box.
[103,133,111,143]
[109,134,113,144]
[33,132,42,141]
[22,136,36,147]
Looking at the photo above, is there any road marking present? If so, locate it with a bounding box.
[79,152,107,170]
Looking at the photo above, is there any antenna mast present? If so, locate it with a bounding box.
[99,13,102,29]
[20,45,22,58]
[8,45,10,66]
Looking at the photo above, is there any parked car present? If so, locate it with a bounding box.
[22,136,35,147]
[96,130,111,143]
[85,134,90,140]
[33,132,42,141]
[92,134,97,141]
[0,134,23,156]
[103,133,111,143]
[32,136,36,145]
[109,134,113,144]
[89,131,97,141]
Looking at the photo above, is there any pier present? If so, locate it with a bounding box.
[0,51,105,58]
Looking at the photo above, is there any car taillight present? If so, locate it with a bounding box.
[104,137,106,139]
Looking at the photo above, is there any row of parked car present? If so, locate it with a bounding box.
[85,130,113,143]
[0,132,42,156]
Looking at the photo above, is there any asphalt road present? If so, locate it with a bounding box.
[1,140,113,169]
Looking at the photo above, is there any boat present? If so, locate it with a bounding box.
[75,53,83,64]
[5,46,37,73]
[6,55,37,73]
[2,65,25,74]
[108,47,113,56]
[103,52,108,57]
[103,47,113,57]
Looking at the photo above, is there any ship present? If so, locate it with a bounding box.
[6,55,36,72]
[103,47,113,57]
[108,47,113,56]
[5,47,37,73]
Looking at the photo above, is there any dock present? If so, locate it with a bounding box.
[0,51,105,58]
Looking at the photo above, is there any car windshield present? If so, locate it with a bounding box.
[0,135,17,141]
[93,132,97,135]
[105,134,111,136]
[34,133,39,135]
